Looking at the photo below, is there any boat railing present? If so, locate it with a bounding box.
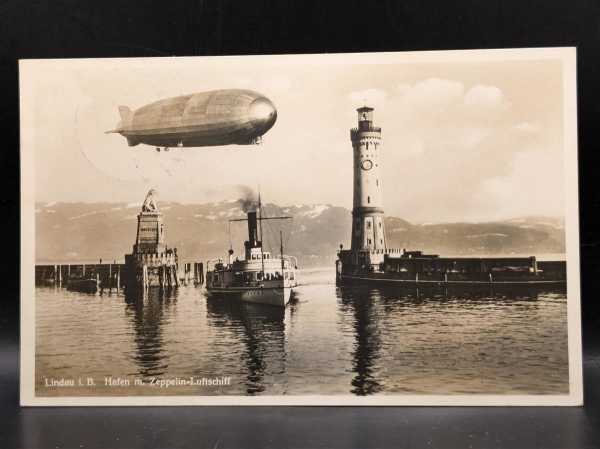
[206,258,225,271]
[207,256,297,272]
[283,255,298,269]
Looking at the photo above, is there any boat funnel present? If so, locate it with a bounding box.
[243,210,263,260]
[247,211,259,247]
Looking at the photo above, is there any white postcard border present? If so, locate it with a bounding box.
[20,47,583,406]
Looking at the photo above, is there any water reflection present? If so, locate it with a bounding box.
[337,287,384,395]
[124,287,177,379]
[35,270,569,397]
[369,284,555,309]
[336,284,563,395]
[206,299,286,394]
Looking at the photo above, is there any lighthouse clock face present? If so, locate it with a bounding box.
[361,159,373,171]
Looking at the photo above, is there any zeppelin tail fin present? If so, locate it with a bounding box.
[106,106,138,146]
[118,106,133,127]
[106,106,134,134]
[106,105,135,135]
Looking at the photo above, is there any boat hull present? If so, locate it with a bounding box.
[337,273,566,293]
[66,278,99,294]
[206,285,291,307]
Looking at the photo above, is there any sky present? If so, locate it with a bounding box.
[28,51,569,223]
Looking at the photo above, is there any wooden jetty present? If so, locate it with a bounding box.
[181,262,205,285]
[35,261,124,292]
[35,260,204,292]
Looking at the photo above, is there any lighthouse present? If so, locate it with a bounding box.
[336,106,567,288]
[350,106,387,252]
[336,105,399,281]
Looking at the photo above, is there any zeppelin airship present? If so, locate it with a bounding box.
[107,89,277,151]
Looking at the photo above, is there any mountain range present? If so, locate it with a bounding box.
[35,201,565,266]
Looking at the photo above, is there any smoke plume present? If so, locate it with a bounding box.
[236,185,259,213]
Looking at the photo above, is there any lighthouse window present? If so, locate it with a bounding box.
[376,179,379,186]
[367,196,371,204]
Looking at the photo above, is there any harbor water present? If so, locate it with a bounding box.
[35,268,569,396]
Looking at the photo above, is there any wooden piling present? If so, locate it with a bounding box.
[142,265,148,289]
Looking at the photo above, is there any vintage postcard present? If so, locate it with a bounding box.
[20,48,582,406]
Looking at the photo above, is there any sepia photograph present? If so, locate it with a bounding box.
[20,48,581,405]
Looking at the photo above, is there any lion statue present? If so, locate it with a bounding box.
[141,189,159,213]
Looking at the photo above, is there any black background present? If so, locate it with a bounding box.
[1,1,600,448]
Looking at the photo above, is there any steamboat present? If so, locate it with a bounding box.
[206,205,298,307]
